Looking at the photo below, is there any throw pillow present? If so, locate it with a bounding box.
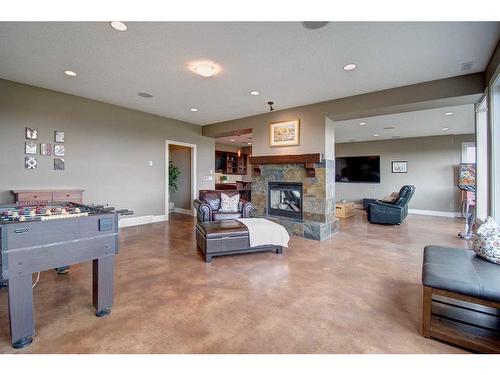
[220,193,240,212]
[472,216,500,265]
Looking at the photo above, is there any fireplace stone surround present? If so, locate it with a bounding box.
[250,155,339,241]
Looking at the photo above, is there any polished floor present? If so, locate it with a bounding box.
[0,212,471,353]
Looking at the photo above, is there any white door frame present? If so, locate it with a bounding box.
[165,140,197,220]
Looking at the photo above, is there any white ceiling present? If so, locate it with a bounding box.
[334,104,475,143]
[216,133,253,147]
[0,22,498,125]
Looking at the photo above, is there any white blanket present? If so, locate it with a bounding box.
[237,218,290,248]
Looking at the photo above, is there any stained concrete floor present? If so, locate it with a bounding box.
[0,212,470,353]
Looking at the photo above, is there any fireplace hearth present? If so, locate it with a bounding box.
[268,182,303,220]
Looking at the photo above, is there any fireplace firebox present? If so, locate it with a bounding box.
[268,182,303,220]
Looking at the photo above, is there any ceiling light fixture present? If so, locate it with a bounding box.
[137,92,153,98]
[110,21,127,32]
[343,63,357,71]
[442,127,449,131]
[230,139,235,142]
[383,126,395,130]
[247,142,252,145]
[190,108,198,112]
[250,91,260,96]
[268,101,274,111]
[194,63,216,78]
[64,70,77,77]
[359,122,366,126]
[302,21,329,30]
[373,134,380,137]
[445,112,454,116]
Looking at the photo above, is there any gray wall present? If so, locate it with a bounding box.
[0,79,215,217]
[169,145,191,210]
[335,134,475,213]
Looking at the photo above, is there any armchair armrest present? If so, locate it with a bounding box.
[238,199,254,218]
[193,199,212,222]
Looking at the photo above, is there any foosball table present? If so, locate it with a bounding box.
[0,202,131,349]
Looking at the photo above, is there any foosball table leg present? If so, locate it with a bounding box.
[92,255,114,317]
[8,274,34,349]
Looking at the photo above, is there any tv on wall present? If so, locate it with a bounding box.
[335,155,381,183]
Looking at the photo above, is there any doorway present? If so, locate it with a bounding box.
[165,140,197,220]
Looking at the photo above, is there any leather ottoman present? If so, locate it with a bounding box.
[195,220,283,263]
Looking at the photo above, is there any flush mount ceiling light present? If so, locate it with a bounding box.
[250,91,260,96]
[190,108,198,112]
[247,142,252,145]
[445,112,454,116]
[137,92,153,98]
[373,134,380,137]
[64,70,77,77]
[359,122,366,126]
[442,127,449,131]
[230,139,235,142]
[110,21,127,32]
[343,63,357,71]
[191,62,220,78]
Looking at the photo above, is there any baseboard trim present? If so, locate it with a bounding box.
[409,209,461,218]
[173,207,195,216]
[119,214,169,228]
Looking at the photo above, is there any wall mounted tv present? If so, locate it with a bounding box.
[335,155,381,183]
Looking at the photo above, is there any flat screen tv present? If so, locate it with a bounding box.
[335,155,380,183]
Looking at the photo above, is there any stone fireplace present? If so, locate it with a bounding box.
[268,182,303,220]
[249,154,339,241]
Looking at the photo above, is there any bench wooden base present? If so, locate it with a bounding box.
[423,286,500,353]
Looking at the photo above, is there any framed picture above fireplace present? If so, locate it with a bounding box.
[269,119,300,147]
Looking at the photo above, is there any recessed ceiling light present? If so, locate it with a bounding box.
[343,63,357,71]
[137,92,153,98]
[247,142,252,145]
[445,112,454,116]
[373,134,380,137]
[383,126,395,130]
[64,70,77,77]
[110,21,127,32]
[250,91,260,96]
[230,139,235,142]
[190,108,198,112]
[359,122,366,126]
[194,63,216,78]
[442,127,449,131]
[349,139,356,142]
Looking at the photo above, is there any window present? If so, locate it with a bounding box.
[461,142,476,164]
[475,96,488,221]
[491,73,500,221]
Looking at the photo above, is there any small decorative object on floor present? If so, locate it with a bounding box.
[25,141,37,155]
[54,130,65,143]
[40,143,52,156]
[54,144,65,156]
[473,216,500,264]
[25,156,37,169]
[54,158,65,170]
[25,127,38,140]
[392,160,407,173]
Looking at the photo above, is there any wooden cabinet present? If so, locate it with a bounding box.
[12,189,84,204]
[215,151,247,175]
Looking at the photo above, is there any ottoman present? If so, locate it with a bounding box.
[195,220,283,263]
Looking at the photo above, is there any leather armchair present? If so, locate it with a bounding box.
[367,185,416,225]
[193,190,254,223]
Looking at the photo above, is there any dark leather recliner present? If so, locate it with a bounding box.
[366,185,416,225]
[193,190,254,223]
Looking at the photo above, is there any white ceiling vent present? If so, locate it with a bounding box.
[460,61,475,72]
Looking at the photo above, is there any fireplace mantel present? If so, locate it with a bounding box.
[249,153,322,177]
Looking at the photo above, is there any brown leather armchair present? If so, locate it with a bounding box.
[193,190,254,223]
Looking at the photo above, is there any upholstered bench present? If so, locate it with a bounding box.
[195,220,283,263]
[422,246,500,353]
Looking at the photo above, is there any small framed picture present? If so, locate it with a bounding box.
[54,144,65,156]
[25,141,37,155]
[40,143,52,156]
[269,119,300,147]
[25,127,38,140]
[392,161,408,173]
[54,158,65,170]
[54,131,65,143]
[25,156,37,169]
